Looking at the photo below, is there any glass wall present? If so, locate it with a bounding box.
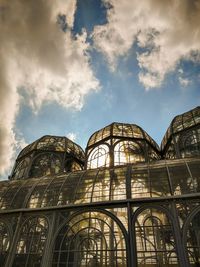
[134,208,179,266]
[185,209,200,266]
[0,221,10,266]
[13,216,48,267]
[52,211,127,267]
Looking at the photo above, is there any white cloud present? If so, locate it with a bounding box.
[178,68,191,87]
[179,77,191,87]
[93,0,200,88]
[0,0,99,177]
[139,72,162,90]
[178,68,184,75]
[66,132,77,142]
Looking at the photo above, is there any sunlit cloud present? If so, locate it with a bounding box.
[93,0,200,88]
[0,0,99,176]
[66,132,77,142]
[1,0,200,178]
[179,77,191,87]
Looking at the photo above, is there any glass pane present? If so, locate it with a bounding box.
[168,163,192,195]
[186,210,200,266]
[0,221,10,266]
[92,169,111,202]
[178,128,200,158]
[114,141,145,165]
[135,208,179,266]
[87,144,110,169]
[30,153,62,178]
[13,217,48,267]
[12,157,30,180]
[52,211,127,267]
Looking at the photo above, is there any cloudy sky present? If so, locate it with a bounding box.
[0,0,200,179]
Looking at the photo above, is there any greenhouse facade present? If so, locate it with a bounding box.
[0,107,200,267]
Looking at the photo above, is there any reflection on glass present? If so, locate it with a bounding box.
[65,160,82,172]
[114,141,145,165]
[37,136,65,151]
[180,130,200,158]
[30,153,62,177]
[91,169,110,202]
[52,211,126,267]
[87,144,110,169]
[14,217,48,267]
[135,208,178,266]
[12,157,30,179]
[111,169,126,201]
[28,192,40,208]
[186,210,200,266]
[71,161,82,171]
[165,142,176,159]
[0,221,10,266]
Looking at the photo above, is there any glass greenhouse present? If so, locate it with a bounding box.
[0,107,200,267]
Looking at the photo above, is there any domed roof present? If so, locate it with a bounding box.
[87,122,159,150]
[161,106,200,150]
[17,135,85,162]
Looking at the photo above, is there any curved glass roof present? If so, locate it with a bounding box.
[161,106,200,150]
[1,158,199,211]
[17,135,85,161]
[87,122,159,150]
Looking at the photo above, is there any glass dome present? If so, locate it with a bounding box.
[10,135,85,180]
[18,135,85,160]
[87,122,159,149]
[0,109,200,267]
[86,122,160,169]
[161,107,200,159]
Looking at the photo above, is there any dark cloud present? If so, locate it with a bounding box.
[0,0,99,177]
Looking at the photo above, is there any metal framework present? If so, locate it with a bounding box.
[0,107,200,267]
[10,135,85,180]
[86,122,161,169]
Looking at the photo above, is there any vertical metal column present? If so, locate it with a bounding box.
[171,202,190,267]
[5,212,23,267]
[126,165,137,267]
[127,202,137,267]
[41,211,57,267]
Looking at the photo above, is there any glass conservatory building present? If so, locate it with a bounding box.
[0,107,200,267]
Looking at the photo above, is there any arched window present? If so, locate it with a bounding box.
[0,221,10,266]
[134,208,178,266]
[185,210,200,266]
[52,211,127,266]
[13,216,48,267]
[179,130,200,158]
[87,144,110,169]
[184,134,199,156]
[30,153,62,177]
[114,141,145,166]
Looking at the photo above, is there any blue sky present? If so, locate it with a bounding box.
[0,0,200,179]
